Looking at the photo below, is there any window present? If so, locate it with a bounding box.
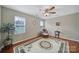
[40,20,44,27]
[15,16,25,34]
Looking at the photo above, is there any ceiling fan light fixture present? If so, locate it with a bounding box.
[43,13,50,16]
[41,6,56,17]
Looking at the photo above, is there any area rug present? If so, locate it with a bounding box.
[14,38,69,53]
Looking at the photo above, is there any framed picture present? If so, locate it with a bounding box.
[56,22,60,26]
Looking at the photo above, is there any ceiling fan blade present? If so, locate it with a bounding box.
[44,6,55,12]
[44,9,49,13]
[49,12,56,14]
[48,6,55,10]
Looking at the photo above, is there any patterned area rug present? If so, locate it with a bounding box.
[14,38,69,53]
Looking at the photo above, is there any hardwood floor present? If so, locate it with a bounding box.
[69,41,79,53]
[0,45,13,53]
[59,37,79,53]
[0,36,79,53]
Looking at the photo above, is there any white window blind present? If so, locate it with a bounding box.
[15,16,25,34]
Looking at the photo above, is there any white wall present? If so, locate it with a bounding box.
[0,6,3,49]
[77,13,79,40]
[0,6,1,42]
[45,13,78,41]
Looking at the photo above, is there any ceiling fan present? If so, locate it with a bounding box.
[41,6,56,16]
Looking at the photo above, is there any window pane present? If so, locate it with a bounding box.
[15,16,25,34]
[40,20,44,27]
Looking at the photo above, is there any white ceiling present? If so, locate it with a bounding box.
[2,5,79,19]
